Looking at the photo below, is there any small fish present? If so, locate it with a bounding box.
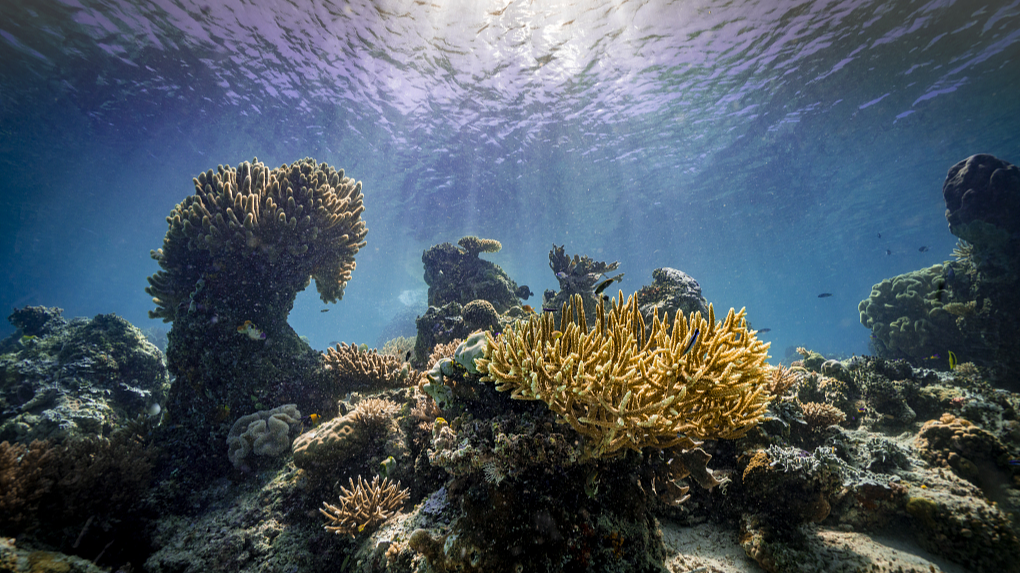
[817,293,833,298]
[593,272,625,295]
[302,413,321,427]
[20,334,37,342]
[885,249,892,256]
[757,328,771,333]
[680,329,700,357]
[877,232,882,238]
[555,272,568,280]
[237,320,266,340]
[926,353,941,360]
[918,246,929,252]
[1008,459,1020,466]
[857,407,867,413]
[320,308,329,313]
[435,417,448,426]
[552,331,563,340]
[522,304,536,314]
[946,266,955,282]
[948,350,958,370]
[405,350,412,361]
[542,307,557,313]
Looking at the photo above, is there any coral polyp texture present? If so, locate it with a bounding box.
[324,343,417,389]
[146,157,367,321]
[320,475,409,538]
[475,291,772,457]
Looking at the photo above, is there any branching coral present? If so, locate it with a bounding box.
[320,475,409,537]
[799,401,846,429]
[324,343,417,389]
[351,397,400,432]
[146,157,368,321]
[475,292,772,458]
[457,236,502,257]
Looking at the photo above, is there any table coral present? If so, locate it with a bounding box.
[476,291,772,458]
[146,157,367,321]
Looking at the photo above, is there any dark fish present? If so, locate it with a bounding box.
[817,293,833,298]
[877,232,882,238]
[405,350,412,361]
[542,307,557,313]
[918,246,929,252]
[320,308,329,313]
[946,266,955,282]
[516,285,534,300]
[757,328,771,333]
[885,249,892,255]
[681,329,700,356]
[593,272,625,295]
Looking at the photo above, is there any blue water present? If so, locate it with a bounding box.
[1,0,1017,360]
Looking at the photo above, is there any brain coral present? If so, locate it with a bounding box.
[146,157,368,321]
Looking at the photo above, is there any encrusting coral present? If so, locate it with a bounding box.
[320,475,409,537]
[146,157,368,322]
[475,291,772,457]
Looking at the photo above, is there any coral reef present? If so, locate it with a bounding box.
[421,236,525,314]
[292,391,415,494]
[858,262,984,363]
[0,309,169,444]
[543,244,622,321]
[144,157,370,493]
[634,267,710,330]
[799,401,846,430]
[320,475,410,538]
[1,433,155,566]
[323,343,417,389]
[915,413,1011,493]
[863,154,1020,386]
[477,292,772,457]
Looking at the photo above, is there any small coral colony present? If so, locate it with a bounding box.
[2,154,1020,572]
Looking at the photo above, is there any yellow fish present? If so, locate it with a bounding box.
[948,350,957,370]
[237,320,266,340]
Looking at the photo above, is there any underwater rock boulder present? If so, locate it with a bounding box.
[635,267,710,327]
[0,310,169,444]
[943,153,1020,268]
[421,236,523,314]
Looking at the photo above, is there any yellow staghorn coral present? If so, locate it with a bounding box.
[475,292,772,458]
[146,157,368,321]
[320,475,409,537]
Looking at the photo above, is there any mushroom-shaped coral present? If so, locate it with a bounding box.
[476,292,772,458]
[146,157,368,322]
